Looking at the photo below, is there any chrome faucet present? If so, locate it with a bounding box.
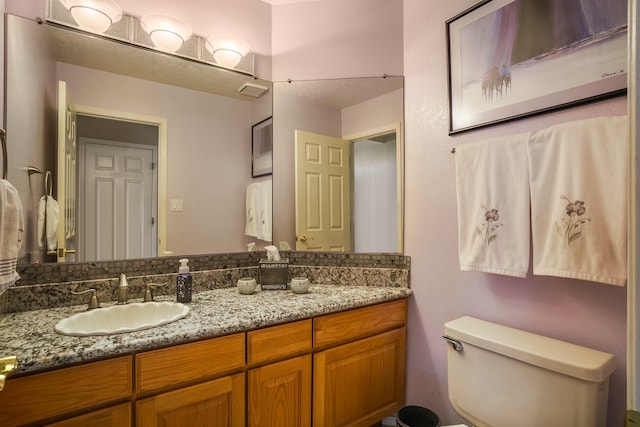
[117,273,129,304]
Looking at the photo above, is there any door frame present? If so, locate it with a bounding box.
[75,104,168,257]
[343,122,404,253]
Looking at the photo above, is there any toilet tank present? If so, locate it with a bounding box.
[444,317,616,427]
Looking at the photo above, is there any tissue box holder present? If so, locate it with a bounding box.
[259,258,289,290]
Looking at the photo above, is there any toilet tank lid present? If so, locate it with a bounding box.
[444,316,616,383]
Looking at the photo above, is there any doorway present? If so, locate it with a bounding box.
[346,122,404,253]
[74,109,168,260]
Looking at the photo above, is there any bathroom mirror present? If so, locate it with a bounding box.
[7,13,405,271]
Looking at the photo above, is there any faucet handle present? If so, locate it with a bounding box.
[118,273,129,287]
[71,288,100,310]
[143,283,167,302]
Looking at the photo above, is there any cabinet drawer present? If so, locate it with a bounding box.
[47,402,132,427]
[314,299,407,348]
[136,333,245,394]
[247,319,312,366]
[0,356,132,427]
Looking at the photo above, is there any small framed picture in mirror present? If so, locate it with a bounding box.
[252,117,273,177]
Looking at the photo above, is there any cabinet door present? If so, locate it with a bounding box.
[248,355,312,427]
[46,403,131,427]
[313,328,406,427]
[136,373,245,427]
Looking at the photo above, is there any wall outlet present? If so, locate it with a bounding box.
[170,199,184,212]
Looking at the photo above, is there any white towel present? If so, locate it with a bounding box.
[528,116,628,286]
[245,182,259,238]
[0,179,24,288]
[257,180,272,242]
[456,134,530,278]
[37,195,59,251]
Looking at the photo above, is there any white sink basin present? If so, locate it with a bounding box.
[54,302,190,336]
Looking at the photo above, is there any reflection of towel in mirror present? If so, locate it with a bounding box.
[245,181,272,242]
[38,195,59,251]
[528,116,628,286]
[0,179,24,289]
[257,180,272,242]
[245,182,259,238]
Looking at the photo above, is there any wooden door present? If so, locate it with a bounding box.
[294,130,351,251]
[247,355,312,427]
[136,373,245,427]
[56,80,78,261]
[313,328,406,427]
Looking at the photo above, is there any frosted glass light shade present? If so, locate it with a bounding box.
[141,14,192,53]
[60,0,122,33]
[205,35,251,68]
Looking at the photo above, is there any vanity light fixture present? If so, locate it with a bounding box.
[205,35,251,69]
[60,0,122,34]
[141,14,192,53]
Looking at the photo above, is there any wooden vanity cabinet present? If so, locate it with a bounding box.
[313,299,407,427]
[246,320,313,427]
[0,298,407,427]
[135,333,246,426]
[0,356,132,427]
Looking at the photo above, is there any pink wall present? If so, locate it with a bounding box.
[404,1,627,425]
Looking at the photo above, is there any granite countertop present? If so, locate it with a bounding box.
[0,284,412,375]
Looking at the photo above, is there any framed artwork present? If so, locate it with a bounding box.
[446,0,627,134]
[251,117,273,177]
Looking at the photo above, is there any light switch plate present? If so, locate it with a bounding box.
[170,199,184,212]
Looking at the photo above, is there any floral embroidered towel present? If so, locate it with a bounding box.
[456,134,530,278]
[527,115,628,286]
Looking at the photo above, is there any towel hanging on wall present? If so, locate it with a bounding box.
[528,115,628,286]
[455,133,530,278]
[0,179,24,289]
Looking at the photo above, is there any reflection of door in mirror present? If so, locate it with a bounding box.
[56,81,78,262]
[80,138,157,262]
[76,111,164,262]
[295,130,351,252]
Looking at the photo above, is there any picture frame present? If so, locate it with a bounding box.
[251,116,273,177]
[446,0,627,134]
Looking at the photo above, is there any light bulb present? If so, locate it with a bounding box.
[141,14,192,53]
[60,0,122,34]
[205,35,250,68]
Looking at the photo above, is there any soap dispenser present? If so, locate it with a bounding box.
[176,258,192,303]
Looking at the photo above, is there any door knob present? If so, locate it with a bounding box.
[297,235,307,242]
[56,248,77,257]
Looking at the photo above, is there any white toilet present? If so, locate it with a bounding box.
[441,316,616,427]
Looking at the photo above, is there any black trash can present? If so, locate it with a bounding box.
[396,405,441,427]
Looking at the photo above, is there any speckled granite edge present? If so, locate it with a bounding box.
[5,265,409,313]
